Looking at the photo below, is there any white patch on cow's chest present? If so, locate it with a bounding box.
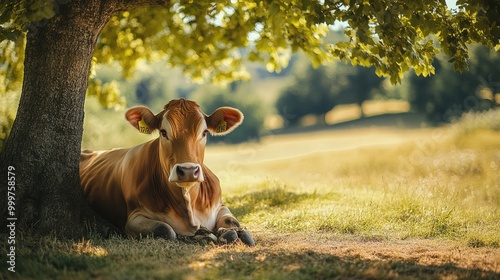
[182,187,196,227]
[176,186,218,234]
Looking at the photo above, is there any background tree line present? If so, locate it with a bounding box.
[277,43,499,127]
[3,41,498,148]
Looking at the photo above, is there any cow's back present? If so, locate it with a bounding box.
[80,149,129,228]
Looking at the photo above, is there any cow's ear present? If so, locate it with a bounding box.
[125,106,157,134]
[206,107,244,136]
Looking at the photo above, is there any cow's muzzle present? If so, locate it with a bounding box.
[169,163,204,186]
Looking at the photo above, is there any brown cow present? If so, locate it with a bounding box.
[80,98,254,246]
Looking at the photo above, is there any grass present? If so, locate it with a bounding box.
[3,110,500,279]
[221,111,500,247]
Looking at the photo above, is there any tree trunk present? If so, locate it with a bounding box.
[0,1,117,238]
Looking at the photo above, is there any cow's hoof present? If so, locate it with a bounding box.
[195,226,212,236]
[193,234,217,245]
[217,228,238,244]
[152,225,176,240]
[193,227,217,245]
[237,229,255,247]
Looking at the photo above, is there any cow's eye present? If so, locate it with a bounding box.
[202,130,209,138]
[160,129,168,139]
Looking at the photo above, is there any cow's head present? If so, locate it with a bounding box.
[125,98,243,188]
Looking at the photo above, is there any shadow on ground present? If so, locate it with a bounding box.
[224,187,318,217]
[179,247,500,280]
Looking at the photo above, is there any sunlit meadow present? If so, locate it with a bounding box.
[211,110,500,248]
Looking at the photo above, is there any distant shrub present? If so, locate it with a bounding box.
[408,45,500,123]
[449,109,500,151]
[452,109,500,135]
[196,91,266,144]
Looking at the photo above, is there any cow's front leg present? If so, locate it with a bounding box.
[125,214,176,240]
[216,206,255,246]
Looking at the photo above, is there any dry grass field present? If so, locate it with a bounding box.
[3,109,499,279]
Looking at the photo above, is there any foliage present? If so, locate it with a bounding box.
[407,45,500,122]
[121,60,194,112]
[276,65,334,126]
[328,0,500,84]
[2,0,500,93]
[86,79,125,110]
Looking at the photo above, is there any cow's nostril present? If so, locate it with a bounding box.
[193,165,199,179]
[176,166,186,180]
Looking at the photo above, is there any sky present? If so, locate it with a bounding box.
[446,0,457,10]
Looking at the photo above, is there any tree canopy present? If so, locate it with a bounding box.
[2,0,499,90]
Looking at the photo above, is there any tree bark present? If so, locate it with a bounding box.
[0,1,118,238]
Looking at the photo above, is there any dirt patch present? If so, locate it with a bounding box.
[251,231,500,273]
[183,231,500,279]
